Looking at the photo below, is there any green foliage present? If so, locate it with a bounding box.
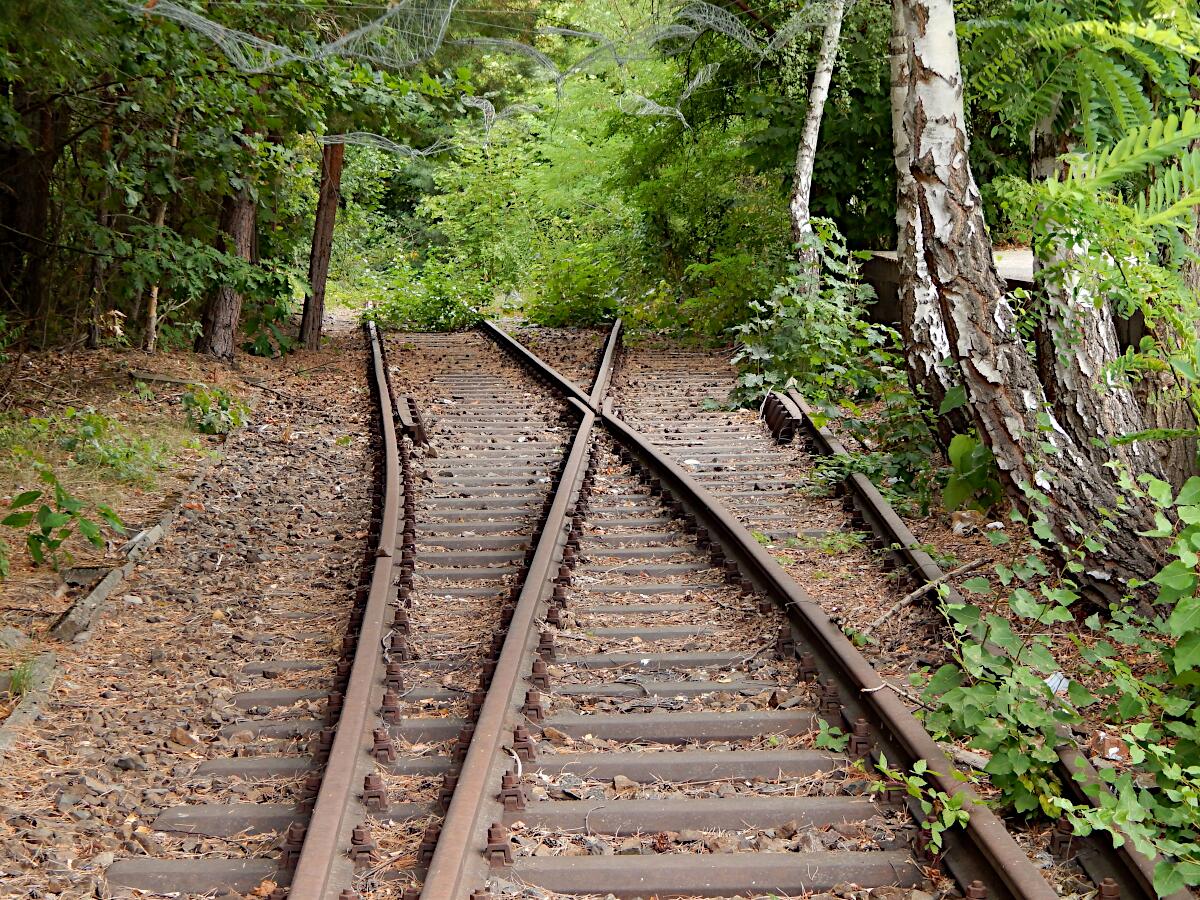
[5,659,34,698]
[918,472,1200,893]
[872,756,971,853]
[731,222,887,404]
[525,245,620,326]
[364,256,488,332]
[0,465,123,574]
[181,387,249,435]
[943,433,1004,513]
[51,407,170,487]
[813,718,849,751]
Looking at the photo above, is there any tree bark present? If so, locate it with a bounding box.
[0,93,60,326]
[300,141,344,351]
[144,119,181,353]
[789,0,846,264]
[889,0,969,446]
[894,0,1163,591]
[196,191,255,359]
[86,124,112,350]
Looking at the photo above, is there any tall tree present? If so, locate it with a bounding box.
[299,141,345,350]
[195,191,255,359]
[892,0,1162,589]
[889,0,969,445]
[789,0,846,264]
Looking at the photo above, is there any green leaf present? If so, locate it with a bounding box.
[961,576,993,595]
[938,385,968,416]
[1,511,34,528]
[948,434,977,470]
[1176,477,1200,507]
[8,490,41,510]
[76,518,103,547]
[1166,595,1200,636]
[926,664,963,695]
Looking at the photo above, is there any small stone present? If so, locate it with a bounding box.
[615,836,643,855]
[612,775,638,792]
[542,726,571,745]
[168,726,200,747]
[716,782,737,798]
[0,626,29,650]
[114,755,147,772]
[582,835,611,856]
[92,851,115,868]
[776,819,800,839]
[676,829,706,843]
[704,835,738,853]
[229,729,255,743]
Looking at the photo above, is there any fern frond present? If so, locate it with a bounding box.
[1071,110,1200,188]
[1134,149,1200,228]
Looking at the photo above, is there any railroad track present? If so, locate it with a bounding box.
[102,320,1160,900]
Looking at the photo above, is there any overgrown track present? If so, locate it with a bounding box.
[103,323,1154,900]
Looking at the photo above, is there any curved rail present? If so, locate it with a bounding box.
[288,321,402,900]
[769,387,1186,900]
[480,319,1056,900]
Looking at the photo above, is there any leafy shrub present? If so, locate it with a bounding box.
[54,407,169,486]
[731,222,890,404]
[526,245,621,326]
[918,471,1200,895]
[684,250,784,340]
[182,387,249,435]
[1,465,123,575]
[366,256,488,332]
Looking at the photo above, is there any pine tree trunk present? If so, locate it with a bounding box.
[300,142,344,351]
[894,0,1163,591]
[789,0,846,265]
[889,0,968,446]
[196,191,255,359]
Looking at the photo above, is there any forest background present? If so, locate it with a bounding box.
[3,0,1200,892]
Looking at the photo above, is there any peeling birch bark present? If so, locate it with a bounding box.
[894,0,1162,588]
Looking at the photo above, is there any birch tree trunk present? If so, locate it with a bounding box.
[789,0,846,265]
[300,141,344,351]
[196,191,255,359]
[894,0,1162,589]
[889,0,968,445]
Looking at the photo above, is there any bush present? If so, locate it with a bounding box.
[182,387,249,435]
[525,246,621,327]
[366,256,488,332]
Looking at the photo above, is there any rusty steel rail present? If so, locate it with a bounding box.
[768,388,1184,900]
[419,399,596,897]
[287,321,403,900]
[479,320,1057,900]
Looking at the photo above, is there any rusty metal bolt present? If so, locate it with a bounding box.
[280,821,306,869]
[363,773,387,812]
[481,659,497,681]
[313,727,335,764]
[563,545,577,564]
[381,690,402,724]
[709,544,726,566]
[418,822,442,865]
[335,658,352,682]
[498,771,527,811]
[453,724,475,763]
[757,596,774,613]
[530,658,550,689]
[883,780,906,804]
[385,662,406,692]
[819,681,842,716]
[437,773,458,811]
[349,824,376,866]
[371,728,396,763]
[485,822,514,868]
[848,718,871,758]
[468,690,487,716]
[499,604,514,626]
[299,772,322,811]
[546,606,563,628]
[325,692,344,725]
[392,608,411,634]
[555,564,572,586]
[389,634,411,660]
[775,625,796,659]
[521,690,545,724]
[537,630,557,661]
[799,652,819,682]
[723,559,742,585]
[513,725,538,761]
[965,881,988,900]
[1049,816,1077,859]
[470,891,494,900]
[1099,878,1119,900]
